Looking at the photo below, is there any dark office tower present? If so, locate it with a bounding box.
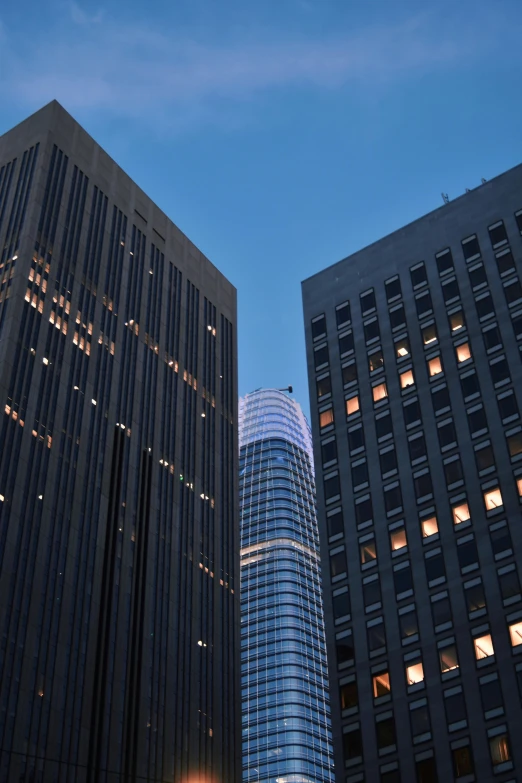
[0,101,240,783]
[302,165,522,783]
[239,388,335,783]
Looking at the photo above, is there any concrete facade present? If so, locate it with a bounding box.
[303,165,522,782]
[0,101,240,782]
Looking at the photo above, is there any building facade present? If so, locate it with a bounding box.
[239,388,335,783]
[0,101,240,783]
[302,165,522,782]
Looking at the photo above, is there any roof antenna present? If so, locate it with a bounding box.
[481,178,487,184]
[278,386,293,394]
[441,193,450,204]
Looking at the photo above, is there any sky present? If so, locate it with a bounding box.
[1,0,522,419]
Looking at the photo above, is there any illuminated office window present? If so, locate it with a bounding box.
[346,396,360,416]
[400,369,415,389]
[483,487,503,511]
[452,502,470,525]
[439,644,459,673]
[320,408,334,428]
[428,356,443,376]
[421,515,438,538]
[456,342,472,364]
[406,662,424,685]
[360,541,377,564]
[390,528,407,551]
[474,634,495,660]
[508,621,522,647]
[489,734,511,766]
[372,671,391,698]
[373,383,388,403]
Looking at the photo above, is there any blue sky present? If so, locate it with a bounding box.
[1,0,522,418]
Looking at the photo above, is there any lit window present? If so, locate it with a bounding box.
[360,541,377,564]
[452,502,470,525]
[517,478,522,497]
[390,528,407,551]
[483,488,503,511]
[373,383,388,402]
[439,644,459,672]
[428,357,442,376]
[456,342,472,363]
[474,633,494,660]
[372,672,391,698]
[0,494,4,502]
[406,662,424,685]
[449,311,465,332]
[489,734,511,766]
[400,369,415,389]
[508,621,522,647]
[396,338,410,358]
[320,409,334,428]
[421,515,438,538]
[346,396,360,416]
[422,324,437,345]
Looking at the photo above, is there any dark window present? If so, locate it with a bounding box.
[330,551,347,578]
[380,449,398,476]
[498,568,521,601]
[475,444,495,472]
[389,305,406,330]
[452,746,474,777]
[498,392,519,421]
[516,210,522,233]
[490,525,512,557]
[410,263,427,287]
[376,412,393,440]
[312,315,326,339]
[314,344,329,368]
[425,553,445,582]
[381,770,401,783]
[448,309,465,333]
[361,289,376,313]
[348,427,365,453]
[496,249,516,276]
[442,278,460,303]
[436,248,454,275]
[324,474,341,500]
[369,349,384,372]
[410,704,431,738]
[367,624,386,651]
[408,433,427,462]
[507,431,522,457]
[342,362,358,386]
[490,358,510,386]
[444,459,463,486]
[489,733,511,766]
[462,235,481,260]
[339,331,354,355]
[460,372,480,399]
[504,278,522,305]
[489,221,508,247]
[438,420,457,449]
[363,578,382,608]
[340,680,358,710]
[399,607,419,639]
[432,387,450,415]
[352,461,369,487]
[457,539,479,569]
[469,263,488,289]
[422,323,437,346]
[444,691,467,725]
[343,728,363,761]
[416,757,437,783]
[483,325,502,351]
[355,497,373,527]
[327,509,344,538]
[337,640,354,665]
[336,302,351,328]
[364,319,380,342]
[403,399,421,427]
[475,293,494,320]
[385,277,401,301]
[384,485,402,513]
[464,582,486,613]
[414,472,433,499]
[376,717,396,749]
[480,678,503,713]
[317,375,332,398]
[333,591,351,619]
[416,291,433,316]
[468,407,488,436]
[432,596,452,627]
[394,565,412,595]
[322,439,337,464]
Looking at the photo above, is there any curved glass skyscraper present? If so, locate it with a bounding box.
[239,388,335,783]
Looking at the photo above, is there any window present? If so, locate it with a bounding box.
[489,734,511,767]
[449,310,465,333]
[376,716,396,750]
[442,278,460,303]
[444,458,463,487]
[422,323,437,346]
[342,362,358,386]
[384,484,402,514]
[457,538,479,570]
[343,728,363,761]
[455,342,471,364]
[483,324,502,351]
[355,497,373,527]
[462,234,481,260]
[425,552,445,583]
[474,633,494,660]
[452,746,474,777]
[394,564,413,596]
[364,319,380,342]
[373,671,391,698]
[363,578,382,609]
[488,220,508,248]
[439,643,459,672]
[395,337,410,359]
[460,371,480,400]
[414,471,433,500]
[498,391,519,421]
[380,448,397,476]
[352,461,369,488]
[428,356,443,377]
[333,589,350,620]
[346,396,360,416]
[381,769,401,783]
[317,375,332,398]
[444,690,467,728]
[314,344,329,369]
[327,508,344,538]
[518,477,522,497]
[480,676,503,715]
[339,331,354,355]
[416,757,437,783]
[320,408,334,428]
[324,474,341,501]
[438,420,457,450]
[399,369,415,389]
[467,406,487,436]
[475,444,495,472]
[369,350,384,372]
[410,263,427,288]
[490,357,510,386]
[337,639,354,665]
[389,305,406,330]
[406,662,424,685]
[361,289,376,314]
[409,433,427,462]
[385,277,401,302]
[513,312,522,338]
[322,439,337,465]
[390,527,407,552]
[432,596,452,628]
[509,621,522,647]
[490,523,512,557]
[348,426,365,454]
[464,582,486,614]
[360,540,377,565]
[367,623,386,652]
[399,607,419,639]
[311,315,326,339]
[496,248,515,276]
[436,248,454,275]
[415,291,433,316]
[373,382,388,403]
[336,301,351,328]
[516,209,522,233]
[483,487,503,511]
[404,398,421,427]
[340,680,358,710]
[507,431,522,458]
[468,263,488,289]
[330,550,347,578]
[421,514,438,538]
[475,292,495,320]
[432,386,450,415]
[452,501,470,525]
[410,703,431,739]
[376,412,393,440]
